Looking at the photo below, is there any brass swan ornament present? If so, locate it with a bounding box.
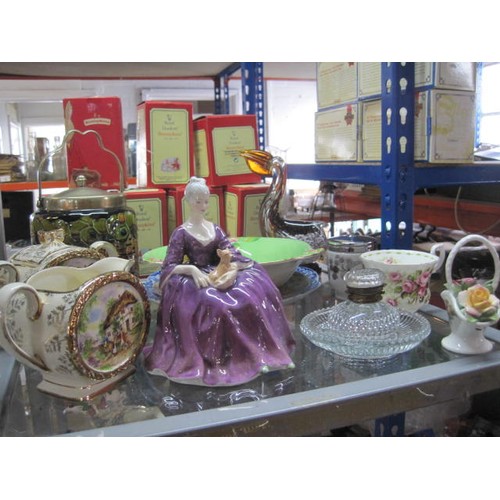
[241,149,328,251]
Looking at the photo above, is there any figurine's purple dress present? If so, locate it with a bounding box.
[143,224,295,386]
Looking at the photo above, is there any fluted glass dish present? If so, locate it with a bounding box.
[301,306,431,360]
[300,268,431,360]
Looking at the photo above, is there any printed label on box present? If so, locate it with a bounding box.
[212,126,257,176]
[150,108,191,185]
[362,100,382,161]
[225,192,238,237]
[415,62,433,87]
[414,92,428,160]
[358,63,381,98]
[315,106,358,161]
[415,62,476,91]
[432,91,475,161]
[436,63,476,91]
[194,129,210,177]
[317,62,357,108]
[243,193,264,236]
[126,198,164,253]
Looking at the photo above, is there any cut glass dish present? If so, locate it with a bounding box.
[300,268,431,360]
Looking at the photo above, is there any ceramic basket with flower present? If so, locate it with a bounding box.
[440,234,500,355]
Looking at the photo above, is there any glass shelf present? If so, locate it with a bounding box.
[2,282,500,437]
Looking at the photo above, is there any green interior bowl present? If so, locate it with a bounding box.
[143,246,168,265]
[143,237,322,286]
[232,237,317,263]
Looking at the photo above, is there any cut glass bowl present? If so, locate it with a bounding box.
[300,303,431,360]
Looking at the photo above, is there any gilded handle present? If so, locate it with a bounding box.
[0,283,47,371]
[0,260,19,287]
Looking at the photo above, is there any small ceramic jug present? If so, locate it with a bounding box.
[0,228,117,287]
[440,234,500,355]
[0,257,150,400]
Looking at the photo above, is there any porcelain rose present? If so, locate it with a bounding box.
[457,283,500,320]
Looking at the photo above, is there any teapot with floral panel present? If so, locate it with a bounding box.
[440,234,500,355]
[0,257,150,400]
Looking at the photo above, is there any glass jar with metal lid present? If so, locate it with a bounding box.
[30,130,138,272]
[327,234,378,301]
[300,268,431,360]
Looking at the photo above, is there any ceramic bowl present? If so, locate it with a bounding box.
[232,237,322,287]
[360,248,444,312]
[142,237,322,287]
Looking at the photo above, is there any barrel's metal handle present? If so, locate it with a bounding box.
[37,128,126,207]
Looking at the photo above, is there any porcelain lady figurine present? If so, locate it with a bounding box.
[143,177,295,386]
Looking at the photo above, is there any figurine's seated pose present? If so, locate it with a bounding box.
[143,177,295,386]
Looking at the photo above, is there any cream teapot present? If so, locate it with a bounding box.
[0,228,117,287]
[0,257,150,401]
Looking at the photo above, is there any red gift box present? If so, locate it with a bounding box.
[224,183,269,237]
[194,115,261,187]
[63,96,127,190]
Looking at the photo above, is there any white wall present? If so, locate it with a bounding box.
[0,78,243,154]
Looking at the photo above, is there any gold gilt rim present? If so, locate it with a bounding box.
[46,249,104,268]
[67,271,150,380]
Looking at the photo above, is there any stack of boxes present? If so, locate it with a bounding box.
[193,114,267,239]
[315,62,477,164]
[62,98,174,276]
[132,101,269,271]
[62,98,269,275]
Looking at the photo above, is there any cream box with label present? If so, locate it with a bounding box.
[360,90,476,163]
[357,62,476,100]
[316,62,358,110]
[414,89,476,163]
[124,188,168,276]
[315,104,360,162]
[136,101,195,188]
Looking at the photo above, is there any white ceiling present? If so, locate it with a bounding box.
[0,62,317,80]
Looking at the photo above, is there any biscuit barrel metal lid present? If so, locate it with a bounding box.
[30,129,138,270]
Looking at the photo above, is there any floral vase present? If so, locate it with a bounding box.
[440,234,500,355]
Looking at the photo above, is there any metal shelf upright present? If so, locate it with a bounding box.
[214,62,266,150]
[379,62,415,249]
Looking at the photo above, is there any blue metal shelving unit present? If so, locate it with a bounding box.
[215,62,500,250]
[285,62,500,250]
